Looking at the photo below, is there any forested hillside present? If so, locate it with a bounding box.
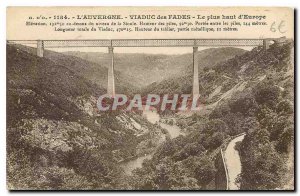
[124,42,294,190]
[7,45,165,189]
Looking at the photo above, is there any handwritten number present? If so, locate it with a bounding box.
[270,21,287,33]
[270,22,276,32]
[278,21,287,33]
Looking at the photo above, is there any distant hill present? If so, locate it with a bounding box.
[64,47,246,88]
[7,45,105,125]
[10,44,137,95]
[142,47,246,99]
[143,43,294,106]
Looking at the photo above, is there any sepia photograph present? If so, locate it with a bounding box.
[5,6,295,191]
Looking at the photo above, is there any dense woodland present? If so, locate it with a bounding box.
[7,41,294,190]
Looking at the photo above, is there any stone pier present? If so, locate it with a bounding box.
[107,46,115,97]
[192,46,199,98]
[263,39,270,51]
[37,40,44,57]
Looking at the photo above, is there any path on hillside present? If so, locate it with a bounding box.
[224,134,245,190]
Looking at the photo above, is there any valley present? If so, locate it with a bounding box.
[7,40,294,190]
[120,108,184,175]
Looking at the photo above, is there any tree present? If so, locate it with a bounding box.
[205,131,228,150]
[254,81,281,109]
[241,117,260,134]
[229,91,258,116]
[173,143,205,161]
[239,128,286,190]
[204,119,228,134]
[276,126,294,153]
[192,156,216,188]
[210,103,231,119]
[276,99,294,115]
[240,143,285,190]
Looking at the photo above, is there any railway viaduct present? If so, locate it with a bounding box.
[7,38,283,97]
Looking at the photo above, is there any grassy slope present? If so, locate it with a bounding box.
[11,44,137,95]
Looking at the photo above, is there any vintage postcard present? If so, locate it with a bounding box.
[6,7,294,190]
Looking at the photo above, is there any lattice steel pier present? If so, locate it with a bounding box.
[7,38,283,97]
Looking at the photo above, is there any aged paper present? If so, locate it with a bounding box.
[7,7,294,190]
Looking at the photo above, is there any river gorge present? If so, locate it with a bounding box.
[120,109,184,175]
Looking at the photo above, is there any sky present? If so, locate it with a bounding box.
[49,46,254,54]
